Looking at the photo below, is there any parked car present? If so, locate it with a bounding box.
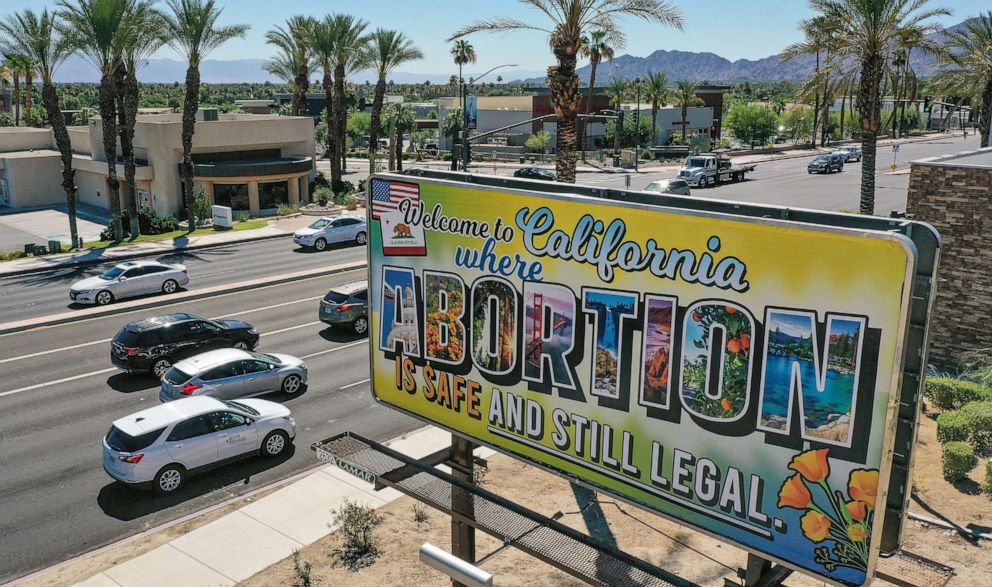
[70,260,188,306]
[513,167,556,181]
[293,215,368,251]
[319,280,369,334]
[112,313,259,377]
[103,396,296,494]
[643,179,691,196]
[833,148,862,162]
[159,348,307,402]
[807,154,844,174]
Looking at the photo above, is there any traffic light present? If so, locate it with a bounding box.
[923,96,931,113]
[616,110,625,132]
[710,126,717,139]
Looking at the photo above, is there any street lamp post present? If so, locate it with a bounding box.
[461,63,517,172]
[634,78,642,172]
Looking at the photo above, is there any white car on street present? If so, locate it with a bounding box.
[103,396,296,494]
[293,215,368,251]
[70,260,189,305]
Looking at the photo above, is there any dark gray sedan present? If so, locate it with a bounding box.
[160,348,307,402]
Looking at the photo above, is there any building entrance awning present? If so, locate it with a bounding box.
[187,156,312,178]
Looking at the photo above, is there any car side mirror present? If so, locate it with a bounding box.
[244,418,254,426]
[118,276,127,281]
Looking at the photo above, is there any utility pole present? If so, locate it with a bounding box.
[634,78,642,172]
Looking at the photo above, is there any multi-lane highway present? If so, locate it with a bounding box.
[0,271,421,584]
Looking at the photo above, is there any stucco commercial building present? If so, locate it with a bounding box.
[0,111,315,217]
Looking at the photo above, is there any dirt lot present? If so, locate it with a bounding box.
[245,415,990,587]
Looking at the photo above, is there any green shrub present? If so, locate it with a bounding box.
[313,186,333,206]
[333,180,355,197]
[924,377,992,410]
[936,411,970,444]
[330,499,383,571]
[100,207,179,240]
[276,203,298,216]
[960,400,992,454]
[984,461,992,498]
[941,441,975,482]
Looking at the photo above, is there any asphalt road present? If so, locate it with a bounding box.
[0,272,421,584]
[0,237,367,324]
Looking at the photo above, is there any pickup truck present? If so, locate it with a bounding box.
[678,153,756,188]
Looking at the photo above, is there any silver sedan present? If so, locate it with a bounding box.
[160,348,308,402]
[70,260,189,305]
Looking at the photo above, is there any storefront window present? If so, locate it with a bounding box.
[214,183,249,210]
[258,180,289,210]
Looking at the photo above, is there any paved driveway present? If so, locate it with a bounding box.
[0,209,105,252]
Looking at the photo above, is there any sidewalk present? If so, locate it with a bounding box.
[34,426,492,587]
[0,215,315,278]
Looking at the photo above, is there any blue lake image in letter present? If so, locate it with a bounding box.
[761,355,856,437]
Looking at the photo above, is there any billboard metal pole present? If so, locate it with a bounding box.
[450,434,477,587]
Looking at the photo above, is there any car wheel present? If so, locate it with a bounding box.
[355,231,367,245]
[95,290,114,306]
[153,464,185,495]
[353,316,368,335]
[282,374,303,394]
[234,341,250,351]
[314,238,327,251]
[161,279,178,294]
[261,430,290,458]
[152,358,172,378]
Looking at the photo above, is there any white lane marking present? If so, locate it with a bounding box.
[301,340,366,360]
[0,368,117,399]
[0,297,325,365]
[260,321,323,337]
[339,377,370,390]
[0,339,369,399]
[0,267,365,339]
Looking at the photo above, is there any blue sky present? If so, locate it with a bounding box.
[5,1,985,76]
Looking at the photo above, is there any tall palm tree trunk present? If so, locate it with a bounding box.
[899,52,912,137]
[395,125,403,172]
[370,78,387,170]
[811,53,820,148]
[323,70,338,184]
[335,64,347,174]
[115,66,140,238]
[681,104,688,140]
[980,80,992,148]
[98,71,123,241]
[42,81,78,248]
[180,64,200,232]
[839,92,847,141]
[548,44,580,183]
[651,106,658,146]
[12,71,19,126]
[858,55,884,215]
[582,58,599,161]
[293,65,309,117]
[24,75,33,125]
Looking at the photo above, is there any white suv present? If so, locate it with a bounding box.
[293,215,368,251]
[103,396,296,494]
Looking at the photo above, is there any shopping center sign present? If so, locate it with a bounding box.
[366,173,930,586]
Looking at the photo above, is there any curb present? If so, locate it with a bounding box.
[0,261,366,336]
[0,230,294,278]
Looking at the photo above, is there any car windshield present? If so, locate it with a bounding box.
[323,290,349,303]
[646,182,667,191]
[309,219,331,229]
[163,367,191,384]
[105,425,165,452]
[222,399,260,416]
[686,158,708,167]
[813,156,831,162]
[250,351,281,364]
[99,266,127,280]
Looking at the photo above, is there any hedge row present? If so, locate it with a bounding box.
[985,461,992,498]
[924,377,992,411]
[942,441,975,482]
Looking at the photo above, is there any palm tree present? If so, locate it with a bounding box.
[117,3,162,238]
[364,29,423,172]
[783,15,840,148]
[673,80,703,141]
[21,56,36,126]
[450,39,476,107]
[811,0,949,215]
[163,0,248,232]
[644,71,670,145]
[579,30,616,157]
[606,76,629,108]
[384,101,415,172]
[58,0,136,242]
[0,9,79,246]
[439,107,463,171]
[449,0,683,183]
[3,52,26,125]
[933,12,992,147]
[266,16,315,118]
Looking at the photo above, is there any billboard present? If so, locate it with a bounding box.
[367,174,918,586]
[465,95,478,130]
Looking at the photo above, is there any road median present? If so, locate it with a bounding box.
[0,260,367,336]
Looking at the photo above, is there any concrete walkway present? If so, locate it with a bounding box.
[70,426,492,587]
[0,215,316,277]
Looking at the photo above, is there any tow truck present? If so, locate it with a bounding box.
[678,152,756,188]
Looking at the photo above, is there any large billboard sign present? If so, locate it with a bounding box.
[367,174,919,586]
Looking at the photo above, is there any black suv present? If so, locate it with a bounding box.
[111,313,259,377]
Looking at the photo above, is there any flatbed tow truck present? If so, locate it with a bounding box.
[678,151,756,188]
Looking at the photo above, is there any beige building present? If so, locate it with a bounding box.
[0,111,315,217]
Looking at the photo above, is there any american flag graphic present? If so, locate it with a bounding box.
[371,178,419,219]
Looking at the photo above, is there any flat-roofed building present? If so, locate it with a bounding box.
[0,111,315,217]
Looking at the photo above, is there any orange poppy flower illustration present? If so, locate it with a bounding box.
[847,524,867,542]
[778,474,812,509]
[789,448,830,483]
[801,510,832,543]
[846,500,867,521]
[848,469,879,509]
[721,398,733,411]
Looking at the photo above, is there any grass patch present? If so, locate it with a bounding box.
[83,220,268,250]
